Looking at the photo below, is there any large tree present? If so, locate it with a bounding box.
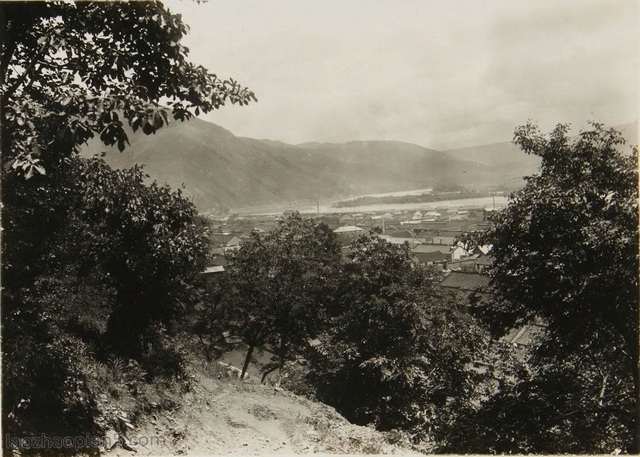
[2,156,211,439]
[224,213,341,380]
[1,1,255,174]
[465,122,639,453]
[308,233,489,449]
[1,1,255,446]
[1,0,256,304]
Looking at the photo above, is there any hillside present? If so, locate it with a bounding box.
[88,118,505,212]
[88,118,349,212]
[85,118,531,212]
[443,141,540,171]
[86,118,636,212]
[242,137,508,194]
[442,121,638,178]
[103,364,420,455]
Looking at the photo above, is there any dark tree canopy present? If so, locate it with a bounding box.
[309,233,488,448]
[1,1,256,176]
[466,122,639,453]
[1,0,253,349]
[1,1,254,445]
[224,213,342,379]
[481,123,637,348]
[2,155,212,440]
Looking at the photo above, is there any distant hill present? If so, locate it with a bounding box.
[83,118,636,212]
[244,138,502,194]
[442,121,637,184]
[442,140,542,191]
[443,141,540,169]
[87,118,351,211]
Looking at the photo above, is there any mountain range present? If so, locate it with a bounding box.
[84,118,636,212]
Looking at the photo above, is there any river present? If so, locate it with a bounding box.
[315,195,509,214]
[235,195,510,216]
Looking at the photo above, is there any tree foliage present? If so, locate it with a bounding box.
[464,122,639,453]
[308,233,489,447]
[1,1,256,176]
[68,158,210,356]
[1,159,211,450]
[223,213,341,379]
[1,1,254,446]
[2,157,211,436]
[192,270,237,362]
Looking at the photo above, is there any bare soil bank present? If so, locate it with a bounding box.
[104,365,421,455]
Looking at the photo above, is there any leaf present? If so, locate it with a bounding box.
[142,121,154,135]
[117,137,128,152]
[153,111,163,128]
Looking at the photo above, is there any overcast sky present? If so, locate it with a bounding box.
[164,0,638,150]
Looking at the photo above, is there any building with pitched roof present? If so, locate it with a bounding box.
[334,225,364,233]
[413,244,450,254]
[413,250,449,268]
[440,271,491,298]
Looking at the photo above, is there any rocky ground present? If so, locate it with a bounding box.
[104,363,421,456]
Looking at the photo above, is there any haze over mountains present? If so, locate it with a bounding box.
[86,118,637,212]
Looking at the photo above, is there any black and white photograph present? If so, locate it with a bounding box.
[1,0,638,454]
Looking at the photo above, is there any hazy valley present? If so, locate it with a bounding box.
[83,117,549,212]
[86,117,636,213]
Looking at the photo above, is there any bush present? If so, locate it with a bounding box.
[279,362,316,399]
[3,335,102,451]
[306,234,489,444]
[138,323,190,383]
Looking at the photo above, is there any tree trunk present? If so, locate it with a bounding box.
[240,344,254,380]
[261,364,280,384]
[598,374,608,407]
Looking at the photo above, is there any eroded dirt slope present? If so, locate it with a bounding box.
[105,368,420,456]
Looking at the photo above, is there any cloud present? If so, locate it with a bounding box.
[166,0,638,149]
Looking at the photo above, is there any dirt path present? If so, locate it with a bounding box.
[105,369,420,455]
